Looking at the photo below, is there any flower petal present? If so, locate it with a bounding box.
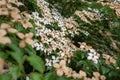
[60,60,66,66]
[1,23,10,29]
[53,63,60,69]
[0,8,9,15]
[25,38,34,45]
[17,33,25,39]
[8,28,17,33]
[25,33,33,38]
[56,69,63,77]
[0,29,7,37]
[0,37,11,44]
[19,40,25,48]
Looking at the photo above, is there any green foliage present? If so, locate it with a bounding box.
[0,0,120,80]
[27,55,45,73]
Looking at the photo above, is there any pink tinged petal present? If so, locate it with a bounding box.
[0,58,4,72]
[0,37,11,44]
[17,33,25,39]
[56,69,63,77]
[25,38,34,45]
[53,63,60,69]
[60,60,66,66]
[1,23,10,29]
[25,33,33,38]
[0,29,7,37]
[19,40,25,48]
[8,28,17,33]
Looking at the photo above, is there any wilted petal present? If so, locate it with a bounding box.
[1,23,10,29]
[0,0,6,5]
[93,72,100,78]
[56,69,63,77]
[16,2,24,7]
[19,20,33,29]
[0,8,9,15]
[79,70,86,78]
[25,38,34,45]
[25,33,33,38]
[53,63,60,69]
[19,40,25,48]
[60,60,66,66]
[0,58,4,72]
[17,33,25,39]
[0,37,11,44]
[8,28,17,33]
[10,11,21,20]
[0,29,7,37]
[100,75,106,80]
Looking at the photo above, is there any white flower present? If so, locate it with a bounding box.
[26,76,30,80]
[87,52,99,64]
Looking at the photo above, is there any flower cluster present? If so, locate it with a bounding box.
[53,60,106,80]
[0,0,119,80]
[78,42,100,64]
[30,0,79,67]
[98,0,120,16]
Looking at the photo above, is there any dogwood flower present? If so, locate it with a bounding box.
[17,32,34,48]
[0,29,11,44]
[53,60,66,76]
[87,52,99,64]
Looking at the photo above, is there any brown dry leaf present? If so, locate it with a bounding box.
[0,58,4,74]
[0,8,9,15]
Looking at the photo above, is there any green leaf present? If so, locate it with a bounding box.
[9,65,21,79]
[45,72,58,80]
[30,72,44,80]
[27,55,45,73]
[0,73,12,80]
[101,66,110,74]
[8,44,24,67]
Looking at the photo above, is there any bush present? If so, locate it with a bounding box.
[0,0,120,80]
